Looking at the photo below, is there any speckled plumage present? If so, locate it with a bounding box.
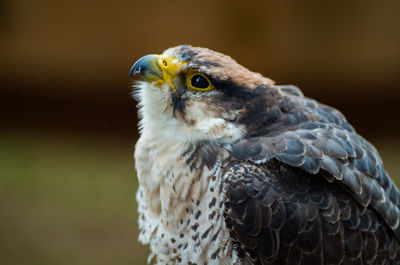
[131,45,400,265]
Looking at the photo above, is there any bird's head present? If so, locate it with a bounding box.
[131,45,282,144]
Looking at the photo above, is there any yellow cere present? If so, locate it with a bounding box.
[157,55,187,90]
[155,55,214,92]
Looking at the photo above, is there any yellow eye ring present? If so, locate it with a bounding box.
[186,72,214,92]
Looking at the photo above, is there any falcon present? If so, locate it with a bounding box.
[130,45,400,265]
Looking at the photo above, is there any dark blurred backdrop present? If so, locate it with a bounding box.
[1,1,399,264]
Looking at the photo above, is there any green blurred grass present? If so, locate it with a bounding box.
[0,131,149,265]
[0,131,399,265]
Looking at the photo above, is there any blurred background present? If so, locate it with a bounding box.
[0,0,399,264]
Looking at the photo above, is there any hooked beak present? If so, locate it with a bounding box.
[129,54,163,82]
[130,54,187,90]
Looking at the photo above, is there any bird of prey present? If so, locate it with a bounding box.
[130,45,400,265]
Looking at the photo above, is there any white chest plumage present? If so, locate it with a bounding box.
[135,131,240,265]
[132,78,247,264]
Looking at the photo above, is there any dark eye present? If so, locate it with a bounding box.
[186,72,214,91]
[191,74,210,89]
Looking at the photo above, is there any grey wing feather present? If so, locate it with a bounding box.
[223,161,400,265]
[276,85,304,97]
[229,91,400,242]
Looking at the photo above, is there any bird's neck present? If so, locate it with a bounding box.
[135,130,228,227]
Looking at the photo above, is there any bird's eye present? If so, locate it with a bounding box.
[186,72,214,91]
[191,75,209,88]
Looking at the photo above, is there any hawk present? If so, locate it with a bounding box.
[130,45,400,265]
